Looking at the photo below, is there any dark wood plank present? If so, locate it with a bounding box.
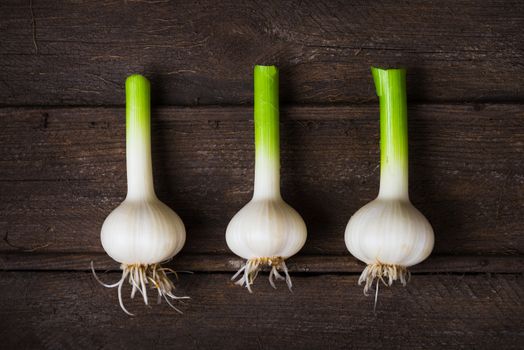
[1,0,523,105]
[1,252,523,273]
[0,272,522,349]
[0,105,523,255]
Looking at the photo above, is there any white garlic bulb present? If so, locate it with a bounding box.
[345,199,434,293]
[227,199,306,260]
[226,65,307,292]
[227,198,307,291]
[92,74,187,315]
[101,199,186,265]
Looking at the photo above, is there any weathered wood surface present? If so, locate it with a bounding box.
[1,105,522,255]
[1,0,523,106]
[0,272,522,349]
[2,252,524,273]
[1,1,522,348]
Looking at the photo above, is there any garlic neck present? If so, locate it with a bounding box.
[253,153,281,199]
[378,163,409,200]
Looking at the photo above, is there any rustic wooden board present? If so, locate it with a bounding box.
[1,105,523,255]
[2,252,524,273]
[0,272,522,349]
[1,0,523,105]
[1,1,522,347]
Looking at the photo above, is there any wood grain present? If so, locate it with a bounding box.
[1,252,523,273]
[0,272,522,349]
[1,105,522,255]
[1,0,523,105]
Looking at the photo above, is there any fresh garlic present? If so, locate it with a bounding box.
[226,65,307,292]
[345,68,434,300]
[92,74,187,315]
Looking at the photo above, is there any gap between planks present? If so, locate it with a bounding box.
[0,253,522,273]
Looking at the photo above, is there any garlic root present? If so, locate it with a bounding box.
[231,257,292,293]
[91,261,188,316]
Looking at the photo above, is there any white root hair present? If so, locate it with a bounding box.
[91,261,189,316]
[231,257,292,293]
[358,262,411,312]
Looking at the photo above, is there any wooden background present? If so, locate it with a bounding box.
[1,1,523,349]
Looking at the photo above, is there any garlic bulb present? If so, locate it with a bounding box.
[92,74,187,315]
[101,200,185,265]
[226,65,307,292]
[345,68,434,298]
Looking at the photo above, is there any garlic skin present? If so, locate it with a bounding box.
[345,198,434,268]
[226,198,306,261]
[101,198,186,265]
